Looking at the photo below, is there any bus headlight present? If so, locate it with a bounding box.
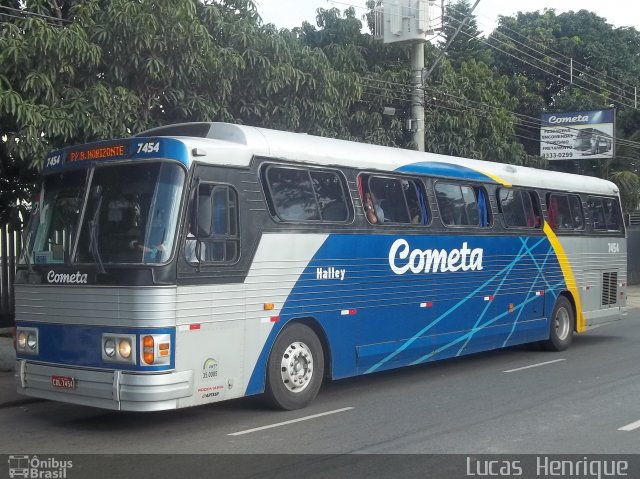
[104,339,116,358]
[17,331,27,350]
[118,339,132,359]
[15,327,38,355]
[102,334,136,364]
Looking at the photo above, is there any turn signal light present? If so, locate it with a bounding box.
[142,335,154,365]
[139,333,171,366]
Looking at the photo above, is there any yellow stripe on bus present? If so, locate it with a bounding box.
[475,169,512,187]
[542,221,585,332]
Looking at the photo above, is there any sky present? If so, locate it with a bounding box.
[255,0,639,33]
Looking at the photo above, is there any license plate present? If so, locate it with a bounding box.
[51,375,76,390]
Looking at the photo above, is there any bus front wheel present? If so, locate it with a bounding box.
[542,296,574,351]
[265,323,325,410]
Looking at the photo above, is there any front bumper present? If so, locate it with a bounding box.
[16,360,193,411]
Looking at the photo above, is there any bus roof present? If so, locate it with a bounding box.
[138,122,619,197]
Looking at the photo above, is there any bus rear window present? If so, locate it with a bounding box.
[587,196,622,231]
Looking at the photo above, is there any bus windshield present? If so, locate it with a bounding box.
[25,161,185,265]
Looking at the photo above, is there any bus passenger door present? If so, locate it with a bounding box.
[176,165,249,405]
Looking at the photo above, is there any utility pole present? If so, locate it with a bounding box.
[412,42,425,151]
[376,0,439,153]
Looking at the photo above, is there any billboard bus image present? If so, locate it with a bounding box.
[13,122,627,411]
[572,128,614,156]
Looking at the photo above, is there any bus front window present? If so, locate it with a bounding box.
[24,161,185,266]
[25,169,88,264]
[75,162,185,265]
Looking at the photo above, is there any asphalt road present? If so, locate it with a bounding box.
[1,314,639,456]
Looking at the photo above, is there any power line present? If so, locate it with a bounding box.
[0,5,71,24]
[433,84,640,151]
[426,85,640,150]
[361,77,640,154]
[457,28,637,110]
[423,0,481,81]
[446,2,639,98]
[445,15,638,110]
[489,28,634,99]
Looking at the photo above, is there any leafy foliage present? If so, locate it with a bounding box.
[1,0,640,223]
[610,171,640,214]
[442,0,493,69]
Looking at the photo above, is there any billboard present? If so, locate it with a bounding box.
[540,109,615,161]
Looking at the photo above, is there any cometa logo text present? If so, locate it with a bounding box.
[547,114,589,124]
[47,271,88,284]
[388,239,483,275]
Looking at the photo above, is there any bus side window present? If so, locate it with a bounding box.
[498,189,540,228]
[264,165,349,223]
[604,198,622,230]
[358,174,429,225]
[568,195,584,229]
[310,169,349,222]
[527,192,542,227]
[548,194,568,229]
[547,193,584,230]
[588,196,621,231]
[187,183,239,264]
[435,181,490,227]
[266,166,320,221]
[405,179,429,225]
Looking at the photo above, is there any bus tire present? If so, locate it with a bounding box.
[264,323,324,410]
[541,296,574,351]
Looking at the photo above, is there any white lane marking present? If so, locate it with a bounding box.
[503,358,566,373]
[228,407,355,436]
[619,419,640,432]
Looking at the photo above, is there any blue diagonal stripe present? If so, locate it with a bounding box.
[456,241,527,355]
[502,245,554,347]
[518,237,560,295]
[364,236,548,374]
[410,279,566,365]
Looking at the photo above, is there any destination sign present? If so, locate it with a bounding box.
[42,137,190,174]
[68,143,129,163]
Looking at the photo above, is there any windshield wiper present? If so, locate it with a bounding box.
[88,194,106,274]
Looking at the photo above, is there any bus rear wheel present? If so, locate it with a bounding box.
[541,296,574,351]
[264,323,324,410]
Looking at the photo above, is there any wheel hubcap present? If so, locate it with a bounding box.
[280,341,314,393]
[555,307,570,341]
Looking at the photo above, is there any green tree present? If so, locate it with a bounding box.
[610,170,640,214]
[442,0,493,68]
[490,9,640,177]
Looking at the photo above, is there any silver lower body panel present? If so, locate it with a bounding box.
[583,306,626,329]
[16,360,193,411]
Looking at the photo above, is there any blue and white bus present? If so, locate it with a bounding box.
[14,122,627,411]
